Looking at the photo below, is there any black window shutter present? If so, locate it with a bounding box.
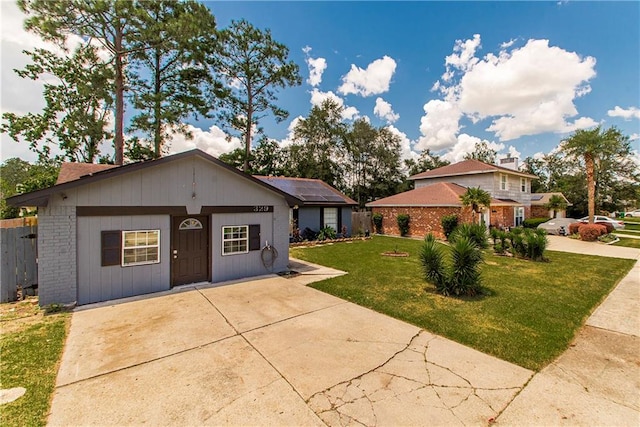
[249,224,261,251]
[102,230,121,266]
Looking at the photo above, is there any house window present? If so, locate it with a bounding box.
[222,225,248,255]
[179,218,203,230]
[514,207,525,227]
[520,178,527,193]
[323,207,338,231]
[500,174,507,191]
[122,230,160,266]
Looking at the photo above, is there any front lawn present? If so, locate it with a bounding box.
[612,237,640,249]
[291,236,634,371]
[0,299,70,427]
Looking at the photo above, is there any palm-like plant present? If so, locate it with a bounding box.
[561,126,626,224]
[460,187,491,224]
[544,194,568,218]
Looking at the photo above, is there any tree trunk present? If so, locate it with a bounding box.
[243,89,252,173]
[114,25,125,166]
[585,152,595,223]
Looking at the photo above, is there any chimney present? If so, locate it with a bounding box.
[499,156,519,171]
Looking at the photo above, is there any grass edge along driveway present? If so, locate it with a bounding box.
[291,236,634,371]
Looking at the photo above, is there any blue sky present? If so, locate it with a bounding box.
[1,1,639,164]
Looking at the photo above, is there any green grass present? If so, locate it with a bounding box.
[612,237,640,249]
[292,236,634,371]
[0,311,69,427]
[622,222,640,231]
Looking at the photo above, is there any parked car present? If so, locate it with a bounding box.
[625,209,640,218]
[578,216,625,230]
[537,218,576,235]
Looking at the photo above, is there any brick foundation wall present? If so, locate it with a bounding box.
[531,206,551,218]
[371,207,473,239]
[38,205,77,306]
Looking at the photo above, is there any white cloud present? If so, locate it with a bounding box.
[442,133,504,163]
[373,97,399,124]
[607,106,640,120]
[302,46,327,87]
[309,89,359,120]
[416,100,462,151]
[386,125,418,161]
[419,35,598,151]
[338,56,397,97]
[167,125,242,157]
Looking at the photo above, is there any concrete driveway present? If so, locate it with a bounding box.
[49,262,533,426]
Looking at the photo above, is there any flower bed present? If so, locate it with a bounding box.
[290,236,371,247]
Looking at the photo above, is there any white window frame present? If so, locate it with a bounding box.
[323,207,338,231]
[520,178,527,193]
[121,230,160,267]
[500,174,508,191]
[222,225,249,256]
[514,207,525,227]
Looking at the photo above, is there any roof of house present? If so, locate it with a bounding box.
[7,149,302,207]
[408,159,537,181]
[56,162,118,185]
[365,182,521,208]
[530,192,572,206]
[255,176,357,206]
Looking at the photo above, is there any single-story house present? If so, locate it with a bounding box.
[366,182,518,238]
[6,149,299,306]
[366,157,539,238]
[255,176,357,238]
[530,193,572,218]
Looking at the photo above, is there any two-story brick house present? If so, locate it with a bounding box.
[366,157,537,238]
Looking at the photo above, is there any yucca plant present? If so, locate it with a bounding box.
[450,223,489,249]
[420,233,484,297]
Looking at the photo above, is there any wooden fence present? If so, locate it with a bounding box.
[351,211,372,236]
[1,217,38,302]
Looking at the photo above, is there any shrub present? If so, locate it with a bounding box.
[490,227,500,247]
[598,222,614,233]
[372,213,383,234]
[441,214,459,239]
[420,233,483,297]
[397,214,410,236]
[317,226,337,241]
[579,224,606,242]
[507,227,548,261]
[523,217,551,229]
[300,227,318,241]
[568,223,581,235]
[450,223,489,249]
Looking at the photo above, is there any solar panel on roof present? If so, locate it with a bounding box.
[531,195,544,201]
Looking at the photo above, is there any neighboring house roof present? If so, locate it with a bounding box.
[56,163,118,185]
[365,182,521,208]
[255,176,357,206]
[530,192,572,206]
[7,149,302,207]
[408,159,537,180]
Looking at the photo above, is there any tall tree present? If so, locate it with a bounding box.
[460,187,491,224]
[213,19,301,172]
[0,158,60,218]
[19,0,154,165]
[561,126,633,223]
[127,0,216,158]
[521,156,547,193]
[287,99,346,188]
[2,45,113,162]
[464,141,497,164]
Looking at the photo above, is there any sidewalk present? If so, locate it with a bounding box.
[497,243,640,425]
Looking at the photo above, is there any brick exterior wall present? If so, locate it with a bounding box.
[38,205,77,305]
[371,207,474,239]
[491,206,514,229]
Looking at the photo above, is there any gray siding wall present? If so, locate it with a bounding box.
[341,207,353,235]
[38,205,77,305]
[298,207,321,232]
[415,173,531,206]
[77,215,170,305]
[211,210,288,282]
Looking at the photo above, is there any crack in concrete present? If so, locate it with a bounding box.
[308,331,528,427]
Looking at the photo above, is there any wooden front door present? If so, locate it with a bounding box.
[171,216,210,286]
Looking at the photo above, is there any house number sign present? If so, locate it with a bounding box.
[253,206,272,212]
